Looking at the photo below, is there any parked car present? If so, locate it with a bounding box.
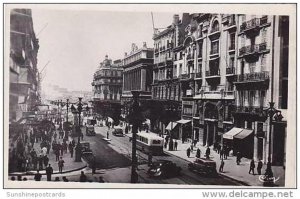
[147,160,181,178]
[112,127,124,136]
[188,158,217,176]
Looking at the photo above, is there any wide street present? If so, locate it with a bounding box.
[79,125,243,185]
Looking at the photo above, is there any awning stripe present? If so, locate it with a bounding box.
[176,119,191,124]
[223,127,243,140]
[234,129,253,139]
[166,122,178,130]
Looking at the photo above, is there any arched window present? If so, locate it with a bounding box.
[211,21,219,33]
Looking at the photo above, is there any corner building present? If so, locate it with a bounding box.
[92,55,123,123]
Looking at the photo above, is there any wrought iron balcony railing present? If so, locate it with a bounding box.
[236,71,269,82]
[240,16,269,32]
[206,69,220,77]
[239,42,268,56]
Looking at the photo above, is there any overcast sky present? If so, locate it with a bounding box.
[32,9,175,92]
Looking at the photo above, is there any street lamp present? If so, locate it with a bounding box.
[264,102,283,181]
[127,91,144,183]
[66,99,69,123]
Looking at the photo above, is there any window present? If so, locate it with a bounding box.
[152,140,161,145]
[261,28,267,43]
[261,55,266,71]
[211,40,219,54]
[229,33,235,50]
[179,64,183,75]
[198,62,202,74]
[211,21,219,33]
[249,62,256,73]
[174,53,177,60]
[228,57,234,68]
[241,35,245,47]
[180,52,183,60]
[198,42,203,58]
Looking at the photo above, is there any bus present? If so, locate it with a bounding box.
[130,132,164,155]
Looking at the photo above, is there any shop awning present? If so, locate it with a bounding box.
[223,127,243,140]
[234,129,253,139]
[176,119,191,124]
[166,122,178,130]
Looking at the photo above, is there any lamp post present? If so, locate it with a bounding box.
[264,102,283,180]
[66,99,69,123]
[128,91,144,183]
[74,97,83,162]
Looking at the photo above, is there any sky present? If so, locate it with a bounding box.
[31,8,175,92]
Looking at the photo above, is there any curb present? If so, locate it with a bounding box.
[163,150,250,186]
[9,159,88,176]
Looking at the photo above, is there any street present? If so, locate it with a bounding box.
[79,126,243,185]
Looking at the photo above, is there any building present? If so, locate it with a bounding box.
[91,55,123,122]
[121,42,154,120]
[9,9,40,123]
[151,13,191,135]
[232,15,289,165]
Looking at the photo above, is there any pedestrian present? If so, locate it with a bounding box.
[219,160,225,173]
[220,148,224,160]
[79,171,87,182]
[60,144,64,156]
[217,144,221,154]
[98,176,105,183]
[71,139,76,148]
[190,144,193,152]
[62,176,69,182]
[196,148,201,158]
[249,159,255,175]
[45,164,53,181]
[236,151,241,165]
[257,159,263,175]
[68,142,74,158]
[174,140,178,150]
[205,147,210,159]
[92,156,96,175]
[38,155,43,170]
[148,153,153,166]
[58,157,65,174]
[43,155,49,168]
[193,139,197,147]
[55,148,60,162]
[224,146,229,159]
[34,170,42,181]
[186,147,191,158]
[81,132,84,140]
[164,141,167,149]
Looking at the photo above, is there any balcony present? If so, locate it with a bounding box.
[239,42,269,58]
[235,106,266,116]
[240,16,270,35]
[236,71,269,82]
[180,73,195,81]
[153,79,159,84]
[222,15,236,27]
[229,44,235,51]
[206,69,220,77]
[226,67,235,75]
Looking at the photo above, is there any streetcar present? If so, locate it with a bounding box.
[129,131,164,155]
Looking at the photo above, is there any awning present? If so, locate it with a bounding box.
[166,122,178,131]
[176,119,191,124]
[234,129,253,139]
[223,127,243,140]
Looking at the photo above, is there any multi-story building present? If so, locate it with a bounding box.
[233,15,288,165]
[121,42,153,120]
[9,9,40,123]
[151,13,191,135]
[91,55,123,123]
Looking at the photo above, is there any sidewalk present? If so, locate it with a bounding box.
[163,138,285,187]
[9,128,87,176]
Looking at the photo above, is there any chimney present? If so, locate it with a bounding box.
[173,14,180,25]
[124,52,127,57]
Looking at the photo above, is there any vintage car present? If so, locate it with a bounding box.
[112,127,124,136]
[147,160,181,178]
[188,158,217,176]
